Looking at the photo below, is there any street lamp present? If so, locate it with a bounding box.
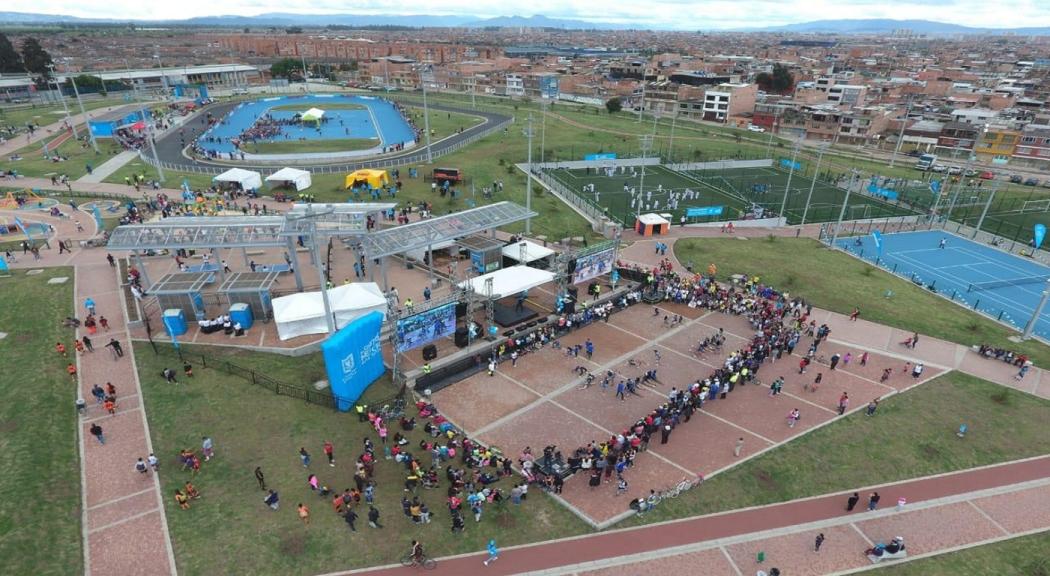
[45,63,78,140]
[418,64,433,164]
[888,96,912,168]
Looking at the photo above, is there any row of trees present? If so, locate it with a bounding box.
[0,32,54,81]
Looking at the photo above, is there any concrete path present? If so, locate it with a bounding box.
[78,150,138,183]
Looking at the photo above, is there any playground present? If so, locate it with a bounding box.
[840,230,1050,340]
[195,94,416,157]
[545,163,919,225]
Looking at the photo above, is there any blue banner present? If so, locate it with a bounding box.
[584,153,617,161]
[92,205,104,231]
[322,311,385,411]
[930,180,942,195]
[780,159,802,171]
[872,230,883,256]
[686,205,725,218]
[0,257,8,273]
[866,184,898,201]
[1035,224,1047,250]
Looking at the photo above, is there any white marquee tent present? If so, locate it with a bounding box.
[457,265,556,299]
[272,282,387,340]
[265,167,312,191]
[501,240,555,264]
[213,168,263,191]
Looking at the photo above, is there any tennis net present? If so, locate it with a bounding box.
[967,275,1050,292]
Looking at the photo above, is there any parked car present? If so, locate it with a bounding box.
[1010,175,1024,183]
[947,166,963,175]
[932,165,947,173]
[905,150,922,157]
[979,171,995,180]
[964,168,978,177]
[1024,177,1040,186]
[747,124,765,132]
[1041,180,1050,189]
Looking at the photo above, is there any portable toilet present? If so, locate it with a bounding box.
[229,302,254,330]
[163,308,188,336]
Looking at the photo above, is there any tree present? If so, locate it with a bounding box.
[0,32,23,73]
[755,63,794,95]
[20,37,53,78]
[605,97,623,114]
[67,74,105,94]
[270,58,304,80]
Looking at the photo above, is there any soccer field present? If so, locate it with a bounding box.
[545,164,919,225]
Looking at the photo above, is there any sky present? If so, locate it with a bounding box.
[4,0,1050,30]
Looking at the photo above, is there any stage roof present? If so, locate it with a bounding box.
[360,202,536,260]
[457,265,555,299]
[502,240,555,263]
[107,216,288,251]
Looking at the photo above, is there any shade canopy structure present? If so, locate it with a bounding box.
[345,169,390,190]
[272,282,387,341]
[457,266,556,299]
[501,240,555,264]
[301,107,325,123]
[265,167,312,191]
[213,168,263,191]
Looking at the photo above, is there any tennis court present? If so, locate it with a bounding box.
[839,229,1050,340]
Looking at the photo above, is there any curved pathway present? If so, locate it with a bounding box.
[151,100,512,173]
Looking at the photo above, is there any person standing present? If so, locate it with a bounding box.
[135,458,149,476]
[254,467,266,490]
[837,392,849,416]
[616,380,626,401]
[484,539,500,567]
[846,492,860,511]
[868,491,881,511]
[829,353,841,370]
[298,503,310,525]
[324,440,335,467]
[787,408,801,428]
[148,453,159,472]
[201,436,214,461]
[814,533,825,552]
[734,437,745,457]
[82,336,93,353]
[299,447,311,467]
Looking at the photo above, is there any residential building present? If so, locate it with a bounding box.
[827,84,868,107]
[951,108,998,126]
[700,82,757,123]
[936,122,979,154]
[973,125,1020,164]
[505,74,525,97]
[1012,125,1050,167]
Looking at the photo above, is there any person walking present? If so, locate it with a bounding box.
[344,508,358,532]
[837,392,849,415]
[90,422,105,445]
[484,539,500,566]
[868,491,881,511]
[787,408,800,428]
[367,505,383,528]
[299,447,311,467]
[324,440,335,467]
[254,467,266,490]
[82,336,93,353]
[105,338,123,359]
[846,492,860,511]
[829,353,841,370]
[734,437,745,457]
[148,453,159,472]
[135,458,149,476]
[815,533,825,552]
[616,380,626,401]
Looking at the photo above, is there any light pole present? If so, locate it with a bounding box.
[888,96,912,168]
[524,113,534,235]
[799,142,829,226]
[420,64,433,164]
[299,44,310,93]
[830,170,859,248]
[69,75,99,153]
[778,138,802,221]
[46,64,78,140]
[1022,279,1050,340]
[637,134,653,220]
[973,183,999,238]
[667,104,678,162]
[540,98,547,164]
[125,59,165,183]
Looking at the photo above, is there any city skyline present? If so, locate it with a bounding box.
[4,0,1050,31]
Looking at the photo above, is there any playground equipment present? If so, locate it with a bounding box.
[0,189,57,211]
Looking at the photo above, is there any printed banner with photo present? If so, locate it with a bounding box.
[573,248,616,284]
[395,302,457,352]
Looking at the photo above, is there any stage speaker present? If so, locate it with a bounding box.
[422,344,438,361]
[567,258,577,275]
[454,328,469,348]
[568,287,579,300]
[455,302,468,318]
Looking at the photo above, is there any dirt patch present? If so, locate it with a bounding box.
[15,333,33,343]
[753,469,778,491]
[279,532,306,557]
[920,443,941,459]
[0,419,18,433]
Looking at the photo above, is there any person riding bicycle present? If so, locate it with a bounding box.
[410,540,424,563]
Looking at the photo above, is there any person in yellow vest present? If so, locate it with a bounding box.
[355,403,367,422]
[740,367,750,384]
[404,298,414,314]
[421,363,432,375]
[729,371,740,391]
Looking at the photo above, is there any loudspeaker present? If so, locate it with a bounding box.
[567,259,577,275]
[454,327,469,348]
[455,302,468,318]
[422,344,438,361]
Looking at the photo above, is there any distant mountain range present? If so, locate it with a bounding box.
[1,12,1049,35]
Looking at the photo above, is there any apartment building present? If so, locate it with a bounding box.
[505,74,525,97]
[936,122,979,154]
[699,82,757,123]
[973,125,1020,164]
[827,84,868,107]
[1012,125,1050,167]
[836,106,892,144]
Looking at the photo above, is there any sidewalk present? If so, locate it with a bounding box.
[77,150,138,184]
[339,456,1050,575]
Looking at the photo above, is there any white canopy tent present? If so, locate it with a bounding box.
[213,168,263,191]
[457,265,556,299]
[301,107,325,123]
[501,240,555,264]
[265,167,312,191]
[272,282,387,341]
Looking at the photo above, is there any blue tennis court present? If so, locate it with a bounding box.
[838,229,1050,340]
[196,94,415,155]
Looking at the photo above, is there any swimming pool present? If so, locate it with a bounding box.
[194,95,416,155]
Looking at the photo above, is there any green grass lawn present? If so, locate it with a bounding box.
[878,530,1050,575]
[674,236,1050,366]
[251,138,378,154]
[9,134,122,180]
[0,268,81,575]
[134,343,589,576]
[0,97,123,130]
[625,371,1050,526]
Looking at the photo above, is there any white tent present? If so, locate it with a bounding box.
[272,282,387,341]
[213,168,263,191]
[265,167,312,191]
[501,240,555,264]
[457,265,556,299]
[301,107,325,123]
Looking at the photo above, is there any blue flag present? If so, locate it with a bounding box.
[872,230,883,256]
[930,180,942,195]
[1035,224,1047,249]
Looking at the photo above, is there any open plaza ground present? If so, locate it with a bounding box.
[4,85,1050,576]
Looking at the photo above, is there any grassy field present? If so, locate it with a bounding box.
[135,343,589,576]
[624,371,1050,526]
[9,134,122,180]
[0,97,124,130]
[674,236,1050,366]
[0,268,81,575]
[250,138,378,154]
[879,530,1050,575]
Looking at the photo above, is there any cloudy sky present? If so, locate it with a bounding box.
[4,0,1050,30]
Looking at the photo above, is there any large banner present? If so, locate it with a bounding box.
[322,310,385,411]
[573,248,616,284]
[396,302,457,353]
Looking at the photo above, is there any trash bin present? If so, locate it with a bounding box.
[163,308,187,336]
[229,303,253,330]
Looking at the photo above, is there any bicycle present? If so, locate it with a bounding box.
[651,474,704,504]
[400,553,437,570]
